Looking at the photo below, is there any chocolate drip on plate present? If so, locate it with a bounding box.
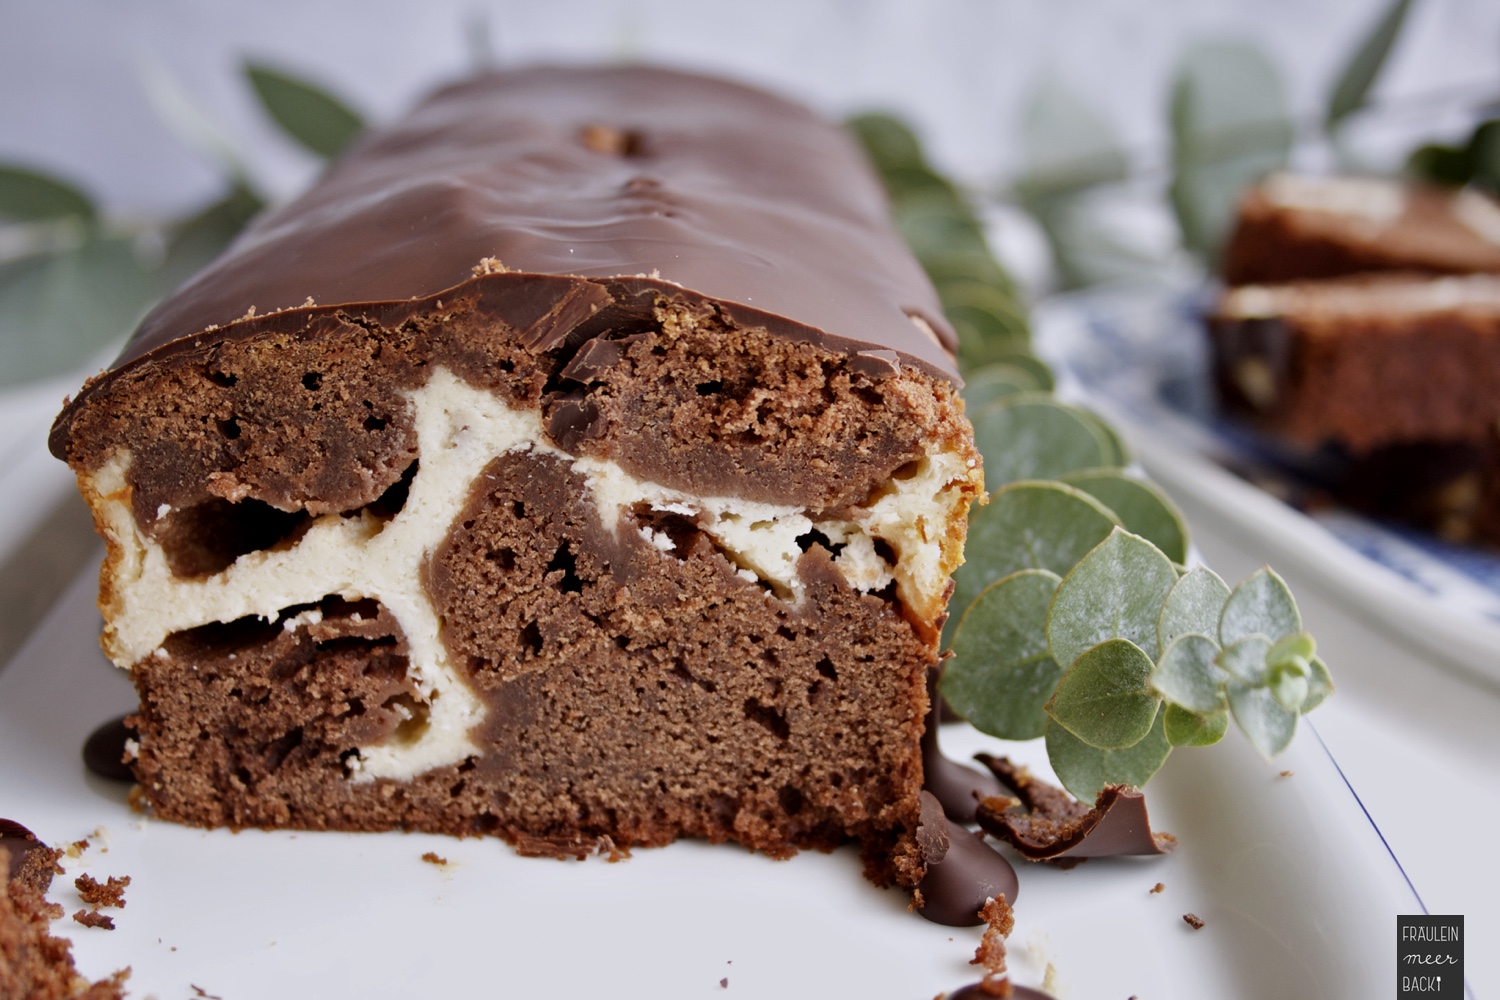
[921,667,1007,824]
[913,791,1018,927]
[83,715,139,783]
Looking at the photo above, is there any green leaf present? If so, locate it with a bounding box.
[1227,680,1298,758]
[1325,0,1415,131]
[156,182,265,294]
[1045,710,1171,801]
[1220,567,1300,645]
[944,280,1032,368]
[847,113,926,172]
[961,362,1040,411]
[1152,633,1229,714]
[971,394,1112,489]
[1301,655,1335,713]
[1269,666,1310,712]
[946,480,1119,647]
[0,164,96,225]
[1013,78,1131,202]
[0,236,155,387]
[1045,638,1160,750]
[1062,469,1188,562]
[985,353,1053,392]
[245,62,365,159]
[1169,40,1293,256]
[1164,703,1228,747]
[1405,142,1473,186]
[1471,120,1500,194]
[1218,635,1272,685]
[1048,528,1180,667]
[924,253,1016,300]
[943,569,1064,740]
[1158,566,1232,651]
[1074,410,1130,469]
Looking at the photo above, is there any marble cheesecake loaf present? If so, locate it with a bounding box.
[48,67,982,861]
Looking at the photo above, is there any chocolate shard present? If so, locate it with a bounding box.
[973,754,1176,860]
[914,790,1019,927]
[922,668,1007,825]
[515,281,617,352]
[543,394,604,452]
[947,983,1058,1000]
[83,714,139,783]
[851,349,901,379]
[560,336,626,382]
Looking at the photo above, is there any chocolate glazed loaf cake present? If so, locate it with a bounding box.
[48,67,982,866]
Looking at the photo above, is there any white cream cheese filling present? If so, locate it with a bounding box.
[84,366,974,781]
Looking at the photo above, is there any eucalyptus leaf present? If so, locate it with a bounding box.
[945,480,1119,647]
[847,113,926,172]
[0,164,96,225]
[1013,78,1130,202]
[1158,565,1232,651]
[245,62,365,159]
[1325,0,1415,131]
[923,253,1017,299]
[1267,630,1315,670]
[1301,655,1335,713]
[985,353,1053,392]
[1048,528,1180,668]
[1164,703,1228,747]
[1406,142,1473,187]
[1062,469,1187,562]
[1217,635,1272,685]
[971,394,1112,489]
[1227,680,1298,758]
[156,182,265,294]
[895,192,989,261]
[1074,410,1130,468]
[1220,567,1300,645]
[943,569,1064,740]
[1169,40,1293,256]
[1045,710,1171,802]
[960,362,1039,411]
[0,237,154,387]
[1151,633,1229,714]
[1269,667,1310,712]
[1045,637,1160,750]
[945,280,1032,368]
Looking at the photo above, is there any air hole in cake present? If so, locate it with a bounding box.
[339,748,363,777]
[361,461,417,522]
[743,699,791,740]
[632,507,701,557]
[891,459,924,481]
[206,369,238,387]
[794,528,844,557]
[383,693,431,746]
[218,416,241,440]
[265,727,303,772]
[695,380,722,396]
[815,656,838,681]
[777,784,805,816]
[363,415,388,432]
[669,660,717,692]
[872,538,898,565]
[485,546,517,570]
[301,372,323,390]
[545,543,586,593]
[156,497,312,577]
[520,621,543,656]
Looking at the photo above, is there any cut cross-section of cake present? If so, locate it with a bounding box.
[49,66,983,866]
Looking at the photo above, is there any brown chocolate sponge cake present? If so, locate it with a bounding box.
[48,67,982,865]
[1208,273,1500,541]
[1222,173,1500,286]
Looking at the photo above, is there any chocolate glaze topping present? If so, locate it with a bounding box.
[63,65,957,425]
[914,791,1019,927]
[0,819,58,892]
[973,754,1176,860]
[947,984,1057,1000]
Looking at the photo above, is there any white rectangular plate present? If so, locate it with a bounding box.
[1,568,1421,998]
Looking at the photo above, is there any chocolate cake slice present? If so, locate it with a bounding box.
[48,67,982,862]
[1222,172,1500,286]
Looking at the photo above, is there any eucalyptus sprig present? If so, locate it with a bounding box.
[851,114,1333,802]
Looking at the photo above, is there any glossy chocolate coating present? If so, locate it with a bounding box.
[921,668,1007,824]
[86,66,957,396]
[0,819,55,891]
[83,715,138,783]
[914,791,1019,927]
[947,983,1057,1000]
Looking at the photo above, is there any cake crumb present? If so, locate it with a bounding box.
[1183,912,1206,930]
[72,908,115,930]
[76,873,131,908]
[66,839,89,859]
[1280,770,1294,778]
[719,977,728,988]
[421,851,448,867]
[192,985,224,999]
[472,256,508,276]
[969,896,1015,996]
[1150,882,1165,894]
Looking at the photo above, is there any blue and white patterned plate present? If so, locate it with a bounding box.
[1035,278,1500,684]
